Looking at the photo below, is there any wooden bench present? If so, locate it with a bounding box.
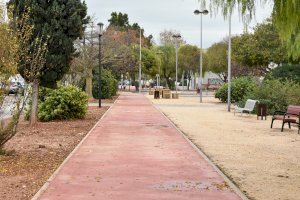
[271,105,300,134]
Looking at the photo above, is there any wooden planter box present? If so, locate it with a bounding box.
[172,93,179,99]
[163,93,171,99]
[149,89,154,95]
[162,89,171,99]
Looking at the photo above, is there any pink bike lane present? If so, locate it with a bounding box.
[34,93,245,200]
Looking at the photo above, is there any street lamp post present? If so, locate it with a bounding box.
[228,12,232,112]
[194,9,209,103]
[97,22,104,108]
[172,34,181,93]
[139,29,142,93]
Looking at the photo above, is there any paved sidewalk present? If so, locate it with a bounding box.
[35,93,243,200]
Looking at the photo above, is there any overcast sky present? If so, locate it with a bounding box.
[88,0,272,48]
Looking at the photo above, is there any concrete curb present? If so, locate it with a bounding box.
[31,97,119,200]
[149,97,249,200]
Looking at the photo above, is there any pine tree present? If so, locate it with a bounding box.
[8,0,88,125]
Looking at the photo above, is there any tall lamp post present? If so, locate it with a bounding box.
[97,22,104,108]
[139,29,142,93]
[194,9,209,103]
[172,34,181,93]
[227,12,232,112]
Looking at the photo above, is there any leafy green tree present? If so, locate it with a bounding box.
[9,0,88,88]
[0,2,28,150]
[178,45,200,90]
[205,0,300,61]
[265,64,300,83]
[231,19,287,75]
[273,0,300,61]
[140,47,158,78]
[108,12,130,28]
[205,41,228,82]
[157,45,176,88]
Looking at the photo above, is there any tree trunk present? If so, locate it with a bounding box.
[166,77,172,89]
[181,71,185,91]
[85,76,93,98]
[30,79,39,126]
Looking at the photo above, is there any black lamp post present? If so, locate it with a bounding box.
[97,22,104,108]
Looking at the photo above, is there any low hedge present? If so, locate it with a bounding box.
[93,69,118,99]
[265,64,300,84]
[215,77,257,103]
[38,85,88,122]
[244,79,300,114]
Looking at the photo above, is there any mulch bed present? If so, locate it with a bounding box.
[0,107,109,200]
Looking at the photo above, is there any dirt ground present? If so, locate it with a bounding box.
[0,106,108,200]
[148,94,300,200]
[88,95,119,104]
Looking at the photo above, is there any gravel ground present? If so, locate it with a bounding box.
[0,107,108,200]
[148,94,300,200]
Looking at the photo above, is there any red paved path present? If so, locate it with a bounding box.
[35,93,242,200]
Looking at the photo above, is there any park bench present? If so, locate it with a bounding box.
[271,105,300,134]
[234,99,257,116]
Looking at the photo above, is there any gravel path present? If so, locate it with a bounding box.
[149,94,300,200]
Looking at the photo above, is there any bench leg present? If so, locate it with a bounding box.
[281,122,285,132]
[271,119,275,128]
[288,122,291,129]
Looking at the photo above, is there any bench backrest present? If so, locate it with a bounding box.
[287,105,300,116]
[245,99,257,111]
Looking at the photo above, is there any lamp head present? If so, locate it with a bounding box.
[202,9,209,15]
[97,22,104,35]
[172,34,181,39]
[194,10,200,15]
[194,9,209,15]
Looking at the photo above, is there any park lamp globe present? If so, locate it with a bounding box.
[97,22,104,36]
[194,9,209,15]
[172,34,181,39]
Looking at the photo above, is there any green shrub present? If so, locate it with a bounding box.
[215,77,257,103]
[265,64,300,83]
[38,86,88,122]
[93,69,118,99]
[244,79,300,114]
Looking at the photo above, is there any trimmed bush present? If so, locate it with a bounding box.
[38,86,88,122]
[93,69,118,99]
[265,64,300,83]
[215,77,257,103]
[244,79,300,114]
